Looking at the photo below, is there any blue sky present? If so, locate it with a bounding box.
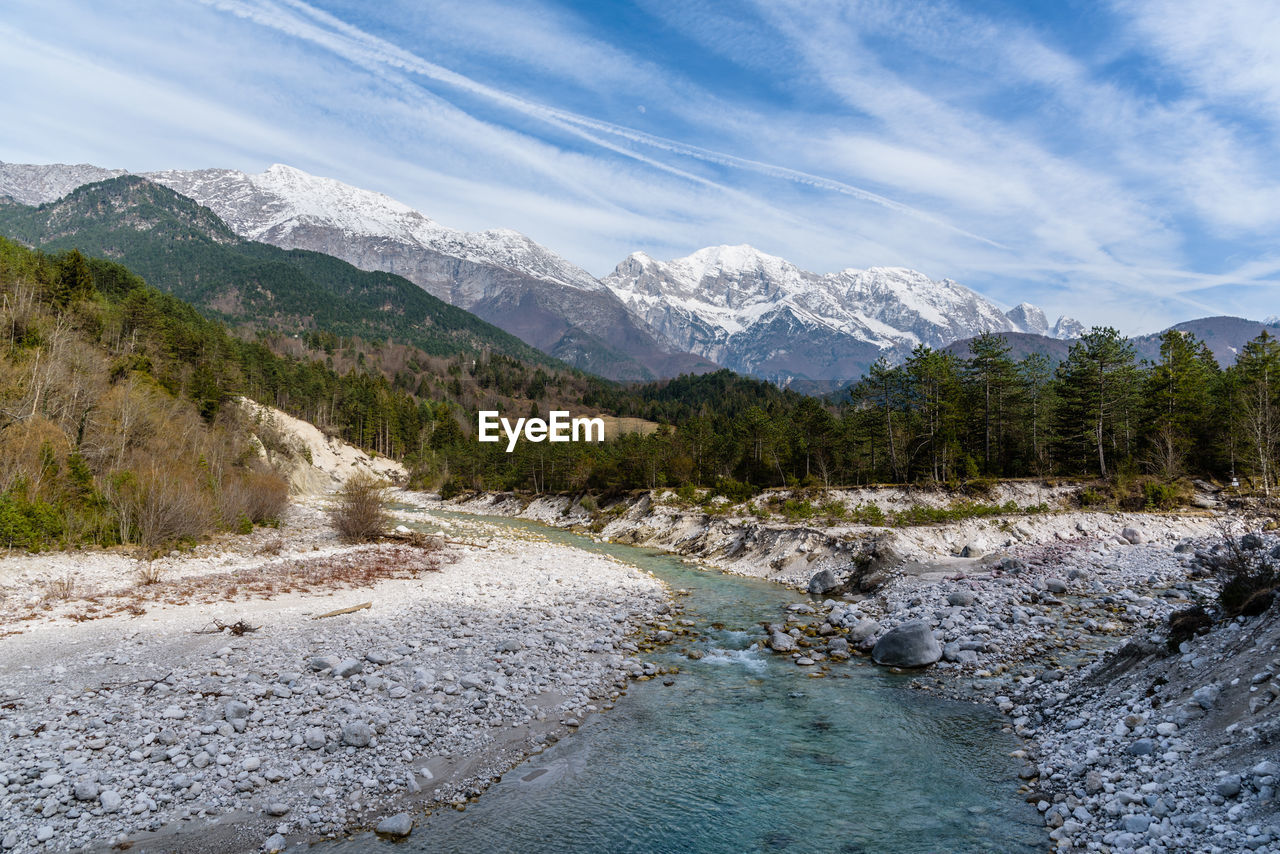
[2,0,1279,332]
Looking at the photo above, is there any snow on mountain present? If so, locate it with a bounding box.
[1051,316,1086,338]
[146,164,605,296]
[0,161,127,206]
[143,165,711,381]
[604,244,1070,382]
[1006,303,1049,336]
[0,160,1087,383]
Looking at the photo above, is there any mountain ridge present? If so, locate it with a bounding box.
[603,243,1081,383]
[0,176,567,369]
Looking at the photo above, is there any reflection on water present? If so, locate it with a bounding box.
[325,512,1043,854]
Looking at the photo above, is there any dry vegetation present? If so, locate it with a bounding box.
[0,543,447,634]
[329,473,391,543]
[0,244,293,551]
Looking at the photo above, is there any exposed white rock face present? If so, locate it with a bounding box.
[1052,315,1087,338]
[604,244,1075,383]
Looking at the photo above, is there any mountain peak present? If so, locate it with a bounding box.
[1005,302,1050,336]
[605,244,1033,382]
[1052,315,1086,338]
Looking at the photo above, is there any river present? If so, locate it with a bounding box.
[328,510,1043,853]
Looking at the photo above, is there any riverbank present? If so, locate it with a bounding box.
[0,504,670,853]
[437,486,1220,592]
[427,487,1280,851]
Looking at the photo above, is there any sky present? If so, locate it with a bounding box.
[2,0,1279,333]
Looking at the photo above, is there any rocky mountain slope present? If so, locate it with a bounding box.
[603,244,1082,383]
[0,162,126,206]
[0,161,711,381]
[0,176,558,367]
[142,165,712,381]
[0,161,1075,385]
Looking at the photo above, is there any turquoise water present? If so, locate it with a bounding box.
[330,512,1043,853]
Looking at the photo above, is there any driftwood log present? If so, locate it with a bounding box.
[313,601,372,619]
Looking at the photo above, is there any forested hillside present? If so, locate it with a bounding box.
[423,329,1280,502]
[4,202,1277,514]
[0,177,559,367]
[0,237,298,549]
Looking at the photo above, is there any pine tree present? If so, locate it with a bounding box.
[964,333,1017,474]
[1055,327,1137,478]
[1142,330,1218,479]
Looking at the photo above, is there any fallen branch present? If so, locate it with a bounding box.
[195,619,260,636]
[313,601,372,619]
[443,538,487,548]
[103,670,174,695]
[382,529,485,549]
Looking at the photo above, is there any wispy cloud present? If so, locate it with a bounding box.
[2,0,1279,333]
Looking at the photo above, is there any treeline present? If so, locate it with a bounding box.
[6,228,1278,518]
[423,329,1280,500]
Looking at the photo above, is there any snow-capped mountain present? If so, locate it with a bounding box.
[140,165,713,381]
[146,165,607,298]
[604,244,1079,383]
[1051,316,1086,338]
[0,160,1085,385]
[1005,303,1049,336]
[0,160,712,380]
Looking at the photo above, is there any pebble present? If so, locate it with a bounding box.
[342,721,374,747]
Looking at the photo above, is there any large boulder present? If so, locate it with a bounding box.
[871,621,942,668]
[807,569,840,595]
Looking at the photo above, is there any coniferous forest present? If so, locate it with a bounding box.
[5,231,1279,539]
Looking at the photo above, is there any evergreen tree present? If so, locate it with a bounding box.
[1055,327,1137,477]
[1142,330,1218,479]
[963,333,1018,474]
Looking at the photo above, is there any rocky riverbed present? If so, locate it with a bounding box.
[759,526,1280,852]
[0,505,670,853]
[440,487,1221,591]
[433,488,1280,851]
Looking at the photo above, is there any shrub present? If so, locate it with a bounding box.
[850,503,886,526]
[780,498,816,520]
[241,469,289,523]
[137,561,165,585]
[1078,487,1107,508]
[439,475,466,500]
[673,483,700,505]
[0,492,64,550]
[711,478,757,504]
[578,494,598,514]
[1199,534,1278,617]
[329,473,389,543]
[817,499,847,520]
[124,467,216,548]
[1142,481,1181,510]
[1165,605,1212,651]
